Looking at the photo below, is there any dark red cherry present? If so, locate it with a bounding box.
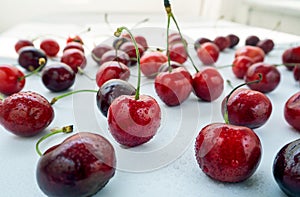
[245,35,260,46]
[112,37,130,50]
[0,64,25,95]
[41,63,76,92]
[96,79,136,117]
[14,39,34,53]
[91,44,113,65]
[168,33,186,46]
[256,39,274,54]
[282,46,300,71]
[226,34,240,48]
[232,56,254,79]
[63,41,85,53]
[213,36,230,51]
[61,48,86,73]
[100,49,130,66]
[119,41,145,66]
[194,37,212,50]
[169,42,188,64]
[293,65,300,81]
[18,46,47,71]
[284,91,300,131]
[158,61,184,73]
[40,39,60,57]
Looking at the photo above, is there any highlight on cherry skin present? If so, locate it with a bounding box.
[284,91,300,132]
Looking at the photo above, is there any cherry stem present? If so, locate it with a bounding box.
[35,125,73,156]
[0,93,4,100]
[18,58,46,81]
[226,79,234,89]
[223,73,263,124]
[216,64,232,69]
[77,67,95,81]
[166,12,172,72]
[164,2,199,73]
[114,26,141,100]
[50,89,98,105]
[275,63,299,67]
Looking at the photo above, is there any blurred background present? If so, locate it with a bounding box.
[0,0,299,35]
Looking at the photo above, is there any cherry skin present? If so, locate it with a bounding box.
[95,61,130,88]
[256,39,274,54]
[273,138,300,197]
[154,67,193,106]
[158,60,184,73]
[100,49,130,67]
[96,79,136,117]
[36,132,116,197]
[213,36,230,51]
[235,45,265,63]
[41,63,76,92]
[195,123,262,183]
[245,35,260,46]
[121,34,149,50]
[194,37,211,50]
[0,91,54,137]
[282,46,300,71]
[63,41,85,53]
[61,48,87,73]
[18,46,47,71]
[226,34,240,48]
[40,38,60,57]
[91,44,113,65]
[245,62,281,93]
[66,34,84,45]
[107,94,161,147]
[113,37,130,50]
[169,42,188,64]
[119,41,145,66]
[221,88,272,129]
[168,33,186,46]
[14,39,34,53]
[284,91,300,131]
[293,65,300,81]
[232,55,254,79]
[192,67,224,102]
[140,51,168,78]
[0,64,25,95]
[197,42,219,65]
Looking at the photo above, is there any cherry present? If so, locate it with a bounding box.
[169,42,188,64]
[61,48,87,73]
[194,37,211,50]
[112,37,130,50]
[168,32,186,46]
[96,79,136,117]
[122,34,149,50]
[196,42,220,65]
[245,62,281,93]
[284,91,300,131]
[0,64,25,95]
[273,138,300,196]
[226,34,240,48]
[66,34,84,45]
[91,44,113,65]
[221,88,272,129]
[256,39,274,54]
[18,46,48,71]
[40,38,60,57]
[245,35,260,46]
[235,45,265,63]
[158,60,183,72]
[36,130,116,197]
[119,41,145,66]
[195,123,262,182]
[63,41,85,53]
[107,26,161,147]
[100,49,130,66]
[293,65,300,81]
[0,91,54,137]
[192,67,224,102]
[41,63,76,92]
[282,46,300,71]
[14,39,34,53]
[232,55,254,79]
[95,61,130,88]
[140,51,168,78]
[213,36,230,51]
[155,67,193,106]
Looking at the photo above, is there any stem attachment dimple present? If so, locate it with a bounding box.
[35,125,73,156]
[18,57,46,81]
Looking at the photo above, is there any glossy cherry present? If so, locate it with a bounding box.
[282,46,300,71]
[196,42,220,65]
[245,62,281,93]
[213,36,230,51]
[232,55,254,79]
[158,60,183,73]
[226,34,240,48]
[41,63,76,92]
[168,33,186,46]
[293,65,300,81]
[14,39,34,53]
[0,91,54,137]
[40,38,60,57]
[95,61,130,88]
[284,91,300,131]
[119,41,145,66]
[18,46,48,71]
[63,41,85,53]
[113,37,130,50]
[192,67,224,102]
[91,44,113,65]
[194,37,211,50]
[273,138,300,197]
[36,131,116,197]
[235,45,265,63]
[256,39,274,54]
[140,51,168,78]
[96,79,136,117]
[100,49,130,66]
[245,35,260,46]
[0,64,25,95]
[66,34,84,45]
[169,42,188,64]
[61,48,87,73]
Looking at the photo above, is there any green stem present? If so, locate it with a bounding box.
[114,27,141,100]
[77,67,95,81]
[18,58,46,81]
[223,73,263,124]
[50,89,98,105]
[216,64,233,69]
[35,125,73,156]
[166,13,172,73]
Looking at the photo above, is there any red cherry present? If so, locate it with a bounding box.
[0,65,25,95]
[135,35,148,50]
[100,49,130,67]
[169,42,188,64]
[232,56,254,79]
[91,44,113,65]
[245,62,281,93]
[245,35,260,46]
[40,39,60,57]
[282,46,300,71]
[226,34,240,48]
[95,61,130,88]
[293,65,300,81]
[158,61,184,73]
[66,34,84,45]
[194,37,212,50]
[119,41,145,66]
[154,67,193,106]
[14,39,34,53]
[63,41,85,53]
[168,33,186,46]
[213,36,230,51]
[284,91,300,131]
[235,46,265,63]
[256,39,274,54]
[140,51,168,78]
[192,67,224,101]
[0,91,54,137]
[195,123,262,182]
[107,94,161,147]
[221,88,272,129]
[196,42,219,65]
[61,48,87,73]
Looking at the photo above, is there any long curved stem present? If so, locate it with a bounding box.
[50,89,98,105]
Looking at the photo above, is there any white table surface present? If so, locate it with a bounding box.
[1,13,300,197]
